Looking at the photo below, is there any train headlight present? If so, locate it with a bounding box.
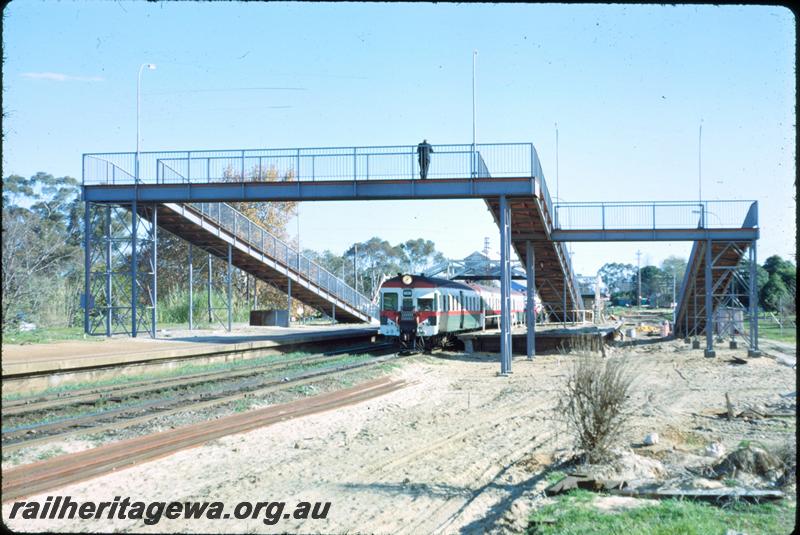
[402,275,413,285]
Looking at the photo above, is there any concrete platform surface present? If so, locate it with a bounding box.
[457,323,620,354]
[457,323,620,339]
[2,324,379,377]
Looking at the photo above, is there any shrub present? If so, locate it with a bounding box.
[774,438,796,486]
[556,355,635,463]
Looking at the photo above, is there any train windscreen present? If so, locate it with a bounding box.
[417,298,434,311]
[382,293,398,311]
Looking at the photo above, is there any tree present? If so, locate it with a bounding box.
[200,164,300,311]
[2,173,83,328]
[400,238,446,274]
[660,255,687,298]
[598,262,636,302]
[346,237,404,298]
[223,164,297,241]
[635,265,667,306]
[761,273,790,312]
[759,255,796,313]
[340,237,447,299]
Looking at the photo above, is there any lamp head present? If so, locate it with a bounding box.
[147,64,157,70]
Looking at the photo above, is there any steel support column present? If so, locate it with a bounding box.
[704,240,716,357]
[227,243,233,332]
[692,274,699,344]
[562,274,567,326]
[188,244,194,330]
[684,286,689,341]
[84,203,139,336]
[748,239,761,357]
[499,195,512,375]
[131,199,138,337]
[332,303,336,324]
[83,201,91,335]
[151,207,158,338]
[288,277,292,327]
[104,206,112,337]
[207,253,212,324]
[526,240,535,359]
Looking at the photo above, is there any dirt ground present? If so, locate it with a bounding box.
[2,339,796,534]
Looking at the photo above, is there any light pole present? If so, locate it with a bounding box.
[555,123,559,202]
[296,204,300,254]
[636,249,642,309]
[296,203,302,323]
[698,119,703,202]
[136,63,157,182]
[353,244,359,294]
[472,49,478,177]
[672,269,677,307]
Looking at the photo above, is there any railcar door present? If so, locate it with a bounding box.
[459,291,465,329]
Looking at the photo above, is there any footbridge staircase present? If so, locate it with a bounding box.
[552,199,760,357]
[142,202,376,324]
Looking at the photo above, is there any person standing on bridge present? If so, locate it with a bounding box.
[417,139,434,179]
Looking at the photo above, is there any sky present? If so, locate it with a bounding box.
[3,2,796,275]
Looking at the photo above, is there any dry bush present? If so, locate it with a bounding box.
[774,438,796,487]
[556,355,635,463]
[559,333,604,355]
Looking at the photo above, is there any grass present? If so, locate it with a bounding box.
[1,350,373,403]
[528,490,796,535]
[758,320,796,344]
[232,399,253,413]
[34,446,66,462]
[2,352,381,433]
[545,470,567,486]
[2,326,98,345]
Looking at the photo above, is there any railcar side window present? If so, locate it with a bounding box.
[418,298,433,311]
[382,293,398,311]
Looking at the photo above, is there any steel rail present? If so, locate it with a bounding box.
[2,377,408,501]
[3,346,391,418]
[2,352,402,453]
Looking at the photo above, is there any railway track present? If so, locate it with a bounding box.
[4,343,395,418]
[3,344,399,453]
[2,376,409,501]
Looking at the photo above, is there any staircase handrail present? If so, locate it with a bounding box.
[186,201,377,319]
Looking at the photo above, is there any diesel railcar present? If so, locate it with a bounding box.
[378,274,534,350]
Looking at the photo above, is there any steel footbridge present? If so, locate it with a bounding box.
[82,142,760,373]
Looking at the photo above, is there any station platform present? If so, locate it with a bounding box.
[457,324,619,355]
[1,324,379,379]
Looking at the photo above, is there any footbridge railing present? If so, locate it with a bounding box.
[553,200,758,232]
[83,143,540,185]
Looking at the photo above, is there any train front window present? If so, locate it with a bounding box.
[402,298,414,311]
[418,298,433,311]
[382,293,398,311]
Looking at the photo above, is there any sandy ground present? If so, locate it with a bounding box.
[3,339,796,534]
